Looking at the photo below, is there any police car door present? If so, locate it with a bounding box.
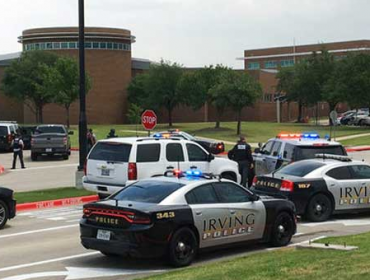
[213,182,266,243]
[164,142,186,171]
[185,143,211,173]
[255,140,275,175]
[265,141,282,174]
[186,184,231,248]
[324,166,360,211]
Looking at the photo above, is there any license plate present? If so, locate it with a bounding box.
[46,148,52,152]
[97,229,111,241]
[101,169,110,176]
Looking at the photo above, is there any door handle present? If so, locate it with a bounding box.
[229,210,236,214]
[166,166,174,169]
[195,211,202,216]
[190,166,198,169]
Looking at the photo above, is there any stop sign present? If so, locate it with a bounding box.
[141,110,157,130]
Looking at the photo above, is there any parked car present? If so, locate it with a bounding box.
[153,130,225,154]
[252,154,370,222]
[80,172,296,267]
[253,133,347,176]
[83,137,240,198]
[0,186,16,229]
[31,124,73,161]
[340,110,368,125]
[0,121,18,152]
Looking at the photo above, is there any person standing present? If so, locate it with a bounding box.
[228,135,254,188]
[87,128,97,152]
[11,131,25,169]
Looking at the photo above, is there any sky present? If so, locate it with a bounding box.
[0,0,369,68]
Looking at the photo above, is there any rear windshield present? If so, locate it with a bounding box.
[0,126,7,136]
[113,180,184,203]
[277,161,325,177]
[89,142,132,162]
[36,126,66,134]
[294,146,345,160]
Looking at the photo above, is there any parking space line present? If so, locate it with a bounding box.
[0,224,78,239]
[0,252,99,272]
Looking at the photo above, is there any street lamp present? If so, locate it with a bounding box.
[78,0,87,171]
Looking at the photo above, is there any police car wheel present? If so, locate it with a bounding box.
[306,194,332,222]
[0,200,9,229]
[270,212,294,247]
[168,227,198,267]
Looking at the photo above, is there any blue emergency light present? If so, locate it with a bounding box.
[301,132,320,140]
[185,169,203,177]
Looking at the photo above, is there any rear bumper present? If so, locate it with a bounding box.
[82,177,126,195]
[80,220,167,258]
[31,147,69,154]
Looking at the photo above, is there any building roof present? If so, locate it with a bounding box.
[132,57,151,70]
[0,52,21,66]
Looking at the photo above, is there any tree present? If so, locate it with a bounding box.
[127,60,183,127]
[45,56,92,128]
[1,50,59,123]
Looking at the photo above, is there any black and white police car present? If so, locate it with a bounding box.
[80,170,296,267]
[252,154,370,222]
[0,186,16,229]
[153,130,225,154]
[253,133,347,175]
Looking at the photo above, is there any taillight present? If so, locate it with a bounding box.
[128,162,137,180]
[63,137,67,145]
[252,176,258,186]
[84,159,87,176]
[7,134,12,143]
[280,180,294,192]
[83,207,151,224]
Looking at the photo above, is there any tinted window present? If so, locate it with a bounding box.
[36,126,66,134]
[262,141,274,155]
[326,167,352,180]
[278,161,325,177]
[283,143,295,160]
[0,126,7,136]
[185,184,219,204]
[350,165,370,179]
[166,143,184,162]
[186,144,208,161]
[113,180,184,203]
[89,142,131,162]
[213,182,251,203]
[294,146,346,160]
[271,141,282,156]
[136,144,160,162]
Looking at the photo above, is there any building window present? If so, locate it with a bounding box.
[46,42,53,49]
[107,42,113,49]
[263,93,274,103]
[85,42,92,49]
[281,59,294,67]
[248,62,260,70]
[68,42,77,49]
[265,61,277,68]
[100,42,107,49]
[61,42,68,49]
[23,41,131,52]
[53,42,60,49]
[40,43,46,50]
[93,42,99,49]
[113,43,118,50]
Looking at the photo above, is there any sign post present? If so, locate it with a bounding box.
[141,110,157,136]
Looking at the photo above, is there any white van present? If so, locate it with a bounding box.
[83,137,240,198]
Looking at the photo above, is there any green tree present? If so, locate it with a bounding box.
[1,50,59,123]
[45,56,92,128]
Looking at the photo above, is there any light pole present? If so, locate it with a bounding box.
[78,0,87,171]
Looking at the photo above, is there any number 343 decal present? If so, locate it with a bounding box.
[156,212,175,219]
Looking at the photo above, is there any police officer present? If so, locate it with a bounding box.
[11,130,25,169]
[106,128,118,139]
[228,135,253,188]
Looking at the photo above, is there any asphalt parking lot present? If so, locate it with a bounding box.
[2,205,370,280]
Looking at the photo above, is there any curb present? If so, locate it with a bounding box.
[16,194,99,212]
[71,147,79,151]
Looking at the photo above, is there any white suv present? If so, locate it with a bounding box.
[0,121,19,151]
[83,137,240,198]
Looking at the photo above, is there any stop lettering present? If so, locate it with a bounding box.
[141,110,157,130]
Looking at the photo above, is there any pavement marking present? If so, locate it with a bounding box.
[8,164,77,172]
[0,224,78,239]
[0,271,68,280]
[0,252,100,273]
[300,218,370,227]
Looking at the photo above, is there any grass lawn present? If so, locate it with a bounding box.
[68,122,370,147]
[141,232,370,280]
[15,187,95,204]
[340,135,370,146]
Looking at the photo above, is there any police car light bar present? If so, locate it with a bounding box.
[277,133,302,139]
[185,169,203,177]
[315,154,352,162]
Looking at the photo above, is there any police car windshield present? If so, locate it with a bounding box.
[295,146,345,160]
[112,180,185,203]
[277,161,325,177]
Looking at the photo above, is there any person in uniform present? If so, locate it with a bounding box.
[228,135,254,188]
[11,131,25,169]
[106,128,118,139]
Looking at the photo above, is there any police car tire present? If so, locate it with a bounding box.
[0,200,9,230]
[168,227,198,267]
[270,212,294,247]
[306,194,332,222]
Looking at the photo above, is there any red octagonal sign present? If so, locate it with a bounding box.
[141,110,157,130]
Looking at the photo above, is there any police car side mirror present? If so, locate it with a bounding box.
[207,154,215,162]
[258,142,262,148]
[250,193,260,202]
